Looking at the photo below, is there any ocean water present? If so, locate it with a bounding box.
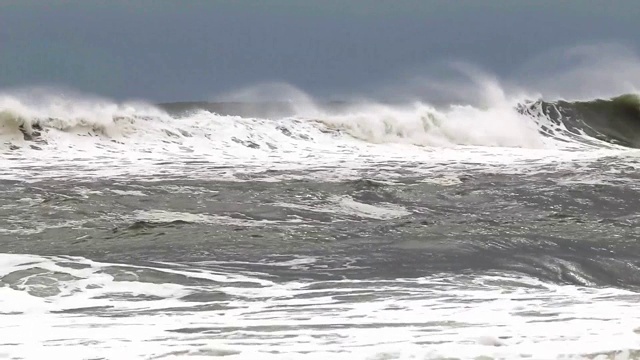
[1,91,640,359]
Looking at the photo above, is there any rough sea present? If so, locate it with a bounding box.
[1,91,640,359]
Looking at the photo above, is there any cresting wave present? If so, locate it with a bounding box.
[0,94,543,151]
[0,91,638,180]
[521,94,640,149]
[1,92,639,151]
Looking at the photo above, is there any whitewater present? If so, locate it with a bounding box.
[1,86,640,359]
[0,90,635,181]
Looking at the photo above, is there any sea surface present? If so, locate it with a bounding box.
[1,93,640,359]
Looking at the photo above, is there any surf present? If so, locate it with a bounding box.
[0,87,638,182]
[4,92,639,150]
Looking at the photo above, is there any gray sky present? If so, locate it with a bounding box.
[1,0,639,102]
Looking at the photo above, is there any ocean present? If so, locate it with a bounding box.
[1,91,639,359]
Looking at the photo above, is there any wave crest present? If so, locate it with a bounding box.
[1,91,639,170]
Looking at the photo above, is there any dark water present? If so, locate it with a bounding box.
[2,164,639,288]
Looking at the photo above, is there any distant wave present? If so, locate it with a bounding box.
[159,94,640,149]
[0,92,638,168]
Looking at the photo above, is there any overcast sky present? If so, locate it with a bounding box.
[1,0,640,102]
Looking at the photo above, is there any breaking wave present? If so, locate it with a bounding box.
[2,93,639,150]
[0,89,638,182]
[520,94,640,148]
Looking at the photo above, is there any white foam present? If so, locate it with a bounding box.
[0,254,638,359]
[278,195,411,220]
[110,189,147,196]
[0,219,86,235]
[131,209,293,227]
[317,101,547,148]
[0,91,635,183]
